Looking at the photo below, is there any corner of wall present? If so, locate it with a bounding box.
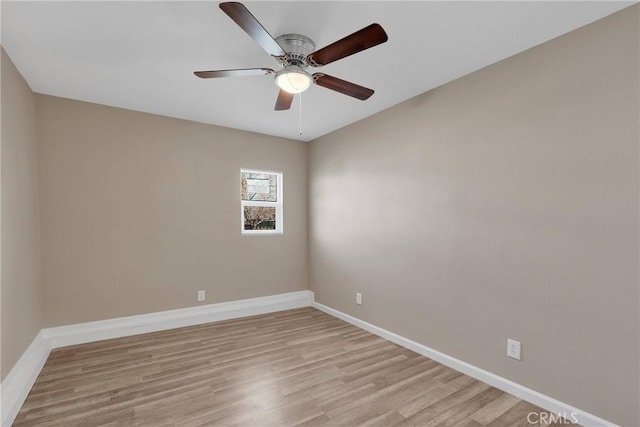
[0,47,45,381]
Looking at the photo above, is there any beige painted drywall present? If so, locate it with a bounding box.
[1,48,43,379]
[310,5,639,426]
[37,95,308,327]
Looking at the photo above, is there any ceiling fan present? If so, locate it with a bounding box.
[194,2,389,111]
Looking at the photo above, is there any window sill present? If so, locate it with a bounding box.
[241,231,284,236]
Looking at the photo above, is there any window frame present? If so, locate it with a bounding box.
[240,168,283,236]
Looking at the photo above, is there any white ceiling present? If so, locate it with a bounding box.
[1,1,635,142]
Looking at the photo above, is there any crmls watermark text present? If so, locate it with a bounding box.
[527,412,579,424]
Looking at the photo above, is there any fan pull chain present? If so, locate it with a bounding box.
[298,93,303,136]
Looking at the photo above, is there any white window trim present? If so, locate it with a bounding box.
[240,169,283,236]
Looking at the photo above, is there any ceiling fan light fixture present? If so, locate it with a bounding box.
[197,3,388,111]
[275,67,312,94]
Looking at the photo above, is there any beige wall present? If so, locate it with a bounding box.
[309,6,639,426]
[1,48,43,379]
[37,96,308,326]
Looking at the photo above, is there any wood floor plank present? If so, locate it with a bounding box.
[14,307,568,426]
[470,393,521,425]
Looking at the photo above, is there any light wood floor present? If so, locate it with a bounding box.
[15,307,563,426]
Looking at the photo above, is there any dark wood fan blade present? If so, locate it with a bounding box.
[313,73,374,100]
[194,68,274,78]
[219,2,286,57]
[307,24,388,66]
[275,89,294,110]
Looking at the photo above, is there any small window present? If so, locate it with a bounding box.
[241,169,282,235]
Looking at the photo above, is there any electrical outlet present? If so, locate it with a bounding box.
[507,339,521,360]
[197,290,205,302]
[356,292,362,305]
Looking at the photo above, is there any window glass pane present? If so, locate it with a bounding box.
[242,171,277,202]
[243,206,277,231]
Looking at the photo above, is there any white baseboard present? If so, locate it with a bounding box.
[1,290,313,427]
[312,301,616,427]
[1,330,51,427]
[44,290,314,348]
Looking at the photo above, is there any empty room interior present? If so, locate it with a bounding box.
[1,1,639,426]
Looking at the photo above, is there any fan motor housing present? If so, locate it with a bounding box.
[275,34,315,66]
